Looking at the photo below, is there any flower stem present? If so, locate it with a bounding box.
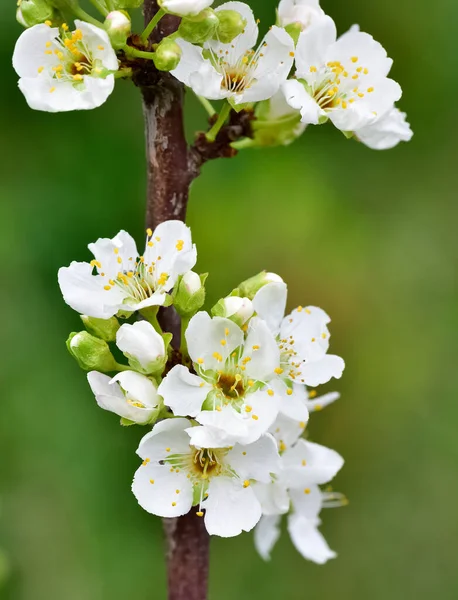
[141,8,166,43]
[205,101,232,142]
[87,0,109,17]
[195,94,216,117]
[73,7,105,27]
[180,315,190,359]
[114,67,133,79]
[124,46,157,61]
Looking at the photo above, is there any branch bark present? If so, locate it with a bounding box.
[140,3,210,599]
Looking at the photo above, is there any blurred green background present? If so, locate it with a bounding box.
[1,0,457,598]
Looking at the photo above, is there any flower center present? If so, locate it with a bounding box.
[216,372,245,399]
[309,57,375,111]
[191,448,226,479]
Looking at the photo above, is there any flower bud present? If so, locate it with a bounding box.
[214,9,246,44]
[237,271,284,299]
[250,90,306,148]
[80,315,120,342]
[116,321,167,375]
[212,296,254,326]
[178,8,219,44]
[104,11,131,49]
[17,0,56,27]
[66,331,118,372]
[173,271,207,317]
[153,38,182,71]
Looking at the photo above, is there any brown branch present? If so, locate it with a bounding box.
[138,3,209,599]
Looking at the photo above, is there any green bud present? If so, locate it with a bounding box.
[178,9,219,44]
[17,0,56,27]
[251,94,305,148]
[285,22,302,45]
[66,331,118,372]
[153,38,182,71]
[214,9,246,44]
[104,11,131,49]
[173,271,207,317]
[211,295,254,327]
[80,315,120,342]
[237,271,284,300]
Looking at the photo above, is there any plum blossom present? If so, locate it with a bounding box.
[171,1,295,104]
[253,282,345,387]
[158,311,309,446]
[283,16,402,132]
[58,221,197,319]
[13,21,118,112]
[132,418,280,537]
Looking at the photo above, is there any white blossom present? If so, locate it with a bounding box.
[13,21,118,112]
[131,418,280,537]
[277,0,325,30]
[87,370,160,424]
[160,0,213,16]
[253,282,345,387]
[355,107,413,150]
[283,16,402,132]
[58,221,197,319]
[171,1,295,104]
[158,311,309,446]
[116,321,166,374]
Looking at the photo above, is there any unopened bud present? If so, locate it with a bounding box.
[104,11,131,49]
[214,9,246,44]
[116,321,167,375]
[237,271,283,299]
[251,90,306,148]
[212,296,254,326]
[178,8,219,44]
[81,315,120,342]
[173,271,207,317]
[66,331,118,372]
[17,0,56,27]
[153,38,182,71]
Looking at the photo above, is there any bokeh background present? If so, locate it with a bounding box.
[1,0,457,598]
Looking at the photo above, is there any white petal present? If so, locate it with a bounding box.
[282,79,324,125]
[281,305,331,363]
[186,312,244,370]
[269,412,306,449]
[111,230,139,266]
[254,515,282,561]
[111,371,159,407]
[278,0,325,28]
[161,0,213,16]
[203,477,262,537]
[282,439,344,487]
[275,381,309,422]
[172,40,224,99]
[58,261,124,318]
[132,463,193,518]
[239,387,280,444]
[136,418,192,460]
[306,391,340,412]
[207,2,258,60]
[356,108,413,150]
[116,321,165,372]
[243,317,280,380]
[295,15,337,79]
[13,24,60,77]
[289,484,323,519]
[252,282,287,335]
[253,481,290,516]
[288,514,336,564]
[192,406,249,447]
[158,365,211,417]
[227,434,280,483]
[301,354,345,387]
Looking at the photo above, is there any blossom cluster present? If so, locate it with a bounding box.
[59,219,346,563]
[13,0,412,150]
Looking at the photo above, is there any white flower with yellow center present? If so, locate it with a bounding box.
[13,20,119,112]
[132,418,280,537]
[87,370,161,425]
[171,1,295,104]
[58,221,197,319]
[253,282,345,387]
[277,0,325,31]
[355,107,413,150]
[158,311,309,446]
[282,16,402,132]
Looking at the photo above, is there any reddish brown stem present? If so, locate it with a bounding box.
[140,2,210,600]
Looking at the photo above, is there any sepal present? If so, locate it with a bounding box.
[80,315,120,342]
[237,271,284,299]
[66,331,118,372]
[173,272,207,317]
